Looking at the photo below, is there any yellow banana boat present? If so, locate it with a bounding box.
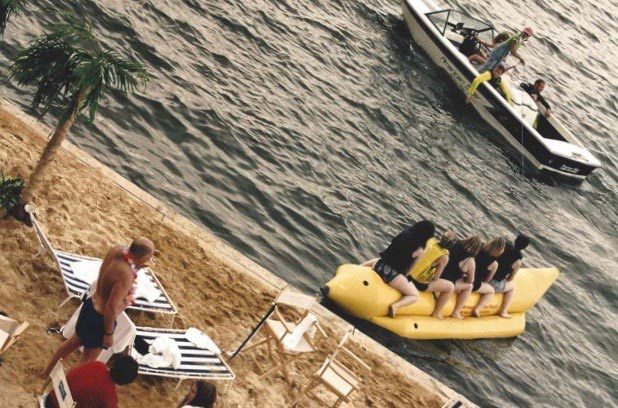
[323,264,559,340]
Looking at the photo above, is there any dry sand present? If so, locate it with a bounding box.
[0,101,469,407]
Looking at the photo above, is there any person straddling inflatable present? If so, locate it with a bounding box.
[480,27,534,72]
[466,63,512,104]
[471,237,506,317]
[491,234,530,318]
[361,220,435,318]
[468,32,510,66]
[440,236,484,319]
[406,230,458,319]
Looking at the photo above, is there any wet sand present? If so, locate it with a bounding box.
[0,100,474,407]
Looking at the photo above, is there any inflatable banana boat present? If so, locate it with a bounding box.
[323,264,559,340]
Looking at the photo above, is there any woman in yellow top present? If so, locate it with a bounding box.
[466,64,512,104]
[407,231,457,319]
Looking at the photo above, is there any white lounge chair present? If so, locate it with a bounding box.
[0,314,29,356]
[292,329,370,407]
[131,326,235,388]
[26,206,177,316]
[38,360,76,408]
[237,287,327,383]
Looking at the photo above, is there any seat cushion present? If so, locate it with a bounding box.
[319,361,358,397]
[265,320,314,354]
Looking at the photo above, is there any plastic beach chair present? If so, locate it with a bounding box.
[236,287,327,383]
[292,329,370,407]
[0,314,29,355]
[38,360,76,408]
[26,206,177,317]
[130,326,234,389]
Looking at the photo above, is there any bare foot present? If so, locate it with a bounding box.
[472,308,481,318]
[431,312,443,320]
[388,305,397,318]
[498,312,511,319]
[450,312,462,320]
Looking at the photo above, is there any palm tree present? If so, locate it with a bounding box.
[0,0,26,36]
[10,18,148,206]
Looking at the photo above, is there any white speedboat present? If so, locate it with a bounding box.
[402,0,602,179]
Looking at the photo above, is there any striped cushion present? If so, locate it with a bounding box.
[135,327,234,380]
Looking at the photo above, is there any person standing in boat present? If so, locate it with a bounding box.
[521,79,552,117]
[491,234,530,318]
[480,27,534,72]
[361,220,435,318]
[466,63,513,104]
[406,230,458,319]
[440,236,484,319]
[471,238,506,318]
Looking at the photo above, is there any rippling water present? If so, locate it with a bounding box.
[1,0,616,406]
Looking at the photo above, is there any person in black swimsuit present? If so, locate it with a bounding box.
[471,238,506,317]
[362,220,435,318]
[492,234,530,318]
[441,236,484,319]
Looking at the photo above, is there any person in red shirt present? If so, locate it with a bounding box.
[45,356,138,408]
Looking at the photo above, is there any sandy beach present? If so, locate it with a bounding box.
[0,100,473,407]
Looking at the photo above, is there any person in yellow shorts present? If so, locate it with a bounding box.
[466,63,512,104]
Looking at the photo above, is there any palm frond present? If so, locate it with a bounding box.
[0,0,27,36]
[10,17,149,122]
[75,50,149,121]
[10,37,79,113]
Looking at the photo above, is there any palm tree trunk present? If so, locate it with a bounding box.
[21,95,81,203]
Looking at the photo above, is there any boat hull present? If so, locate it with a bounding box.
[401,0,599,179]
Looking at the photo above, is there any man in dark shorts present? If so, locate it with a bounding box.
[40,238,155,378]
[45,356,138,408]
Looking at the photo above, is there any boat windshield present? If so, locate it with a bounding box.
[426,10,494,43]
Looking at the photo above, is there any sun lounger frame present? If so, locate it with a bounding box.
[133,326,235,388]
[27,207,177,316]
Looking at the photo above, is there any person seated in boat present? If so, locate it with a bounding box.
[491,234,530,318]
[466,63,512,104]
[471,237,506,318]
[521,79,551,117]
[468,32,510,66]
[361,220,435,318]
[480,27,533,72]
[440,235,484,319]
[406,230,458,319]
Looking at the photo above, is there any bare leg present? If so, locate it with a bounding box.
[498,281,515,318]
[450,280,472,319]
[361,258,379,268]
[468,54,488,65]
[427,279,454,319]
[472,283,495,317]
[80,347,103,365]
[39,335,82,379]
[387,274,419,318]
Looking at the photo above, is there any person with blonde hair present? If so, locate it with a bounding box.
[471,237,507,317]
[440,235,484,319]
[493,234,530,318]
[406,230,458,319]
[468,31,510,66]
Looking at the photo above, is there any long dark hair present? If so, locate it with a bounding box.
[188,381,217,407]
[407,220,436,249]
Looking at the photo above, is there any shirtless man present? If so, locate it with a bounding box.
[40,237,155,378]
